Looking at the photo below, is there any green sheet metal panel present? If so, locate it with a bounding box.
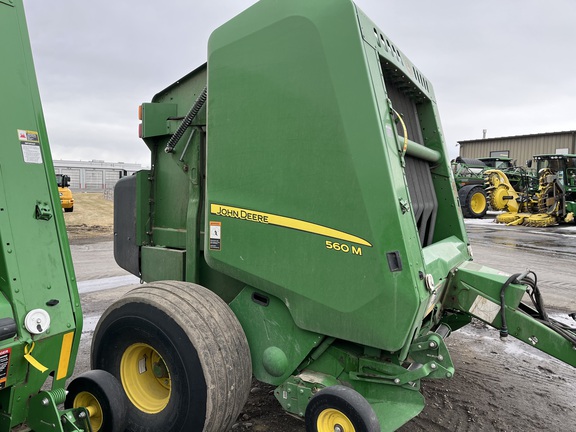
[0,0,83,427]
[205,0,455,352]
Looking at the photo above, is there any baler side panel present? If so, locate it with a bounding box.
[205,0,434,352]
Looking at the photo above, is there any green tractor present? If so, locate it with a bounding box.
[452,156,534,218]
[478,156,514,169]
[451,157,489,218]
[532,154,576,217]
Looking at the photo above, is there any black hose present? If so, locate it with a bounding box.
[499,273,522,338]
[522,271,576,347]
[164,87,207,153]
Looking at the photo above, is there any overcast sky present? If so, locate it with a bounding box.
[23,0,576,167]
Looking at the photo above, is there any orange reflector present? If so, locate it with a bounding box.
[138,104,143,120]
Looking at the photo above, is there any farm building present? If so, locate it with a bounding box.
[458,130,576,167]
[53,159,142,191]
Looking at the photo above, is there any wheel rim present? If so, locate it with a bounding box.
[470,192,486,214]
[73,391,103,431]
[120,343,171,414]
[317,408,355,432]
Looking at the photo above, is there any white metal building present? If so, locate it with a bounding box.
[53,160,142,191]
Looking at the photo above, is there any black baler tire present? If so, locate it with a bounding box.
[91,281,252,432]
[305,385,381,432]
[64,369,128,432]
[459,185,488,218]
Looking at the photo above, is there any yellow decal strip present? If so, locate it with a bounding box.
[24,342,48,374]
[211,204,372,247]
[56,332,75,380]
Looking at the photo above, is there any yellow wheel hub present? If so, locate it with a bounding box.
[489,186,511,211]
[470,192,486,214]
[121,343,171,414]
[317,408,355,432]
[73,392,103,431]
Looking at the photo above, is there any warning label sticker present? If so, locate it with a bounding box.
[18,130,42,164]
[21,142,43,164]
[469,295,501,324]
[17,129,39,142]
[0,348,11,389]
[209,221,221,251]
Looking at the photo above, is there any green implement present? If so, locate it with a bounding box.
[106,0,576,430]
[0,1,127,430]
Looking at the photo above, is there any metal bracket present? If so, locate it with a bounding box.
[349,333,454,388]
[35,202,52,221]
[28,390,92,432]
[275,371,339,417]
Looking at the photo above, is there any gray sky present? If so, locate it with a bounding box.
[24,0,576,167]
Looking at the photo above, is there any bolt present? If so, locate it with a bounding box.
[41,398,49,406]
[438,355,444,361]
[429,342,436,348]
[78,411,86,419]
[299,389,304,394]
[334,425,344,432]
[299,412,304,417]
[394,378,401,384]
[430,363,437,370]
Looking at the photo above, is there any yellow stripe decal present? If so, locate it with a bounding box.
[24,342,48,374]
[211,204,372,247]
[56,332,75,380]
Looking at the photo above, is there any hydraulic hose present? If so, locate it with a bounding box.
[499,272,523,338]
[165,87,207,153]
[502,270,576,347]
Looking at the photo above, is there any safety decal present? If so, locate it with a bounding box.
[469,295,501,324]
[0,348,11,389]
[18,129,39,142]
[210,221,221,251]
[211,203,372,247]
[18,129,42,164]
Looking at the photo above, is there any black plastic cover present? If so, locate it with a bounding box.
[114,175,140,276]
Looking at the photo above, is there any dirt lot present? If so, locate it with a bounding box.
[63,192,114,240]
[65,198,576,431]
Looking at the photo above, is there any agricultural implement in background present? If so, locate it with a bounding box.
[451,156,533,218]
[486,154,576,227]
[105,0,576,431]
[1,2,126,431]
[56,174,74,213]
